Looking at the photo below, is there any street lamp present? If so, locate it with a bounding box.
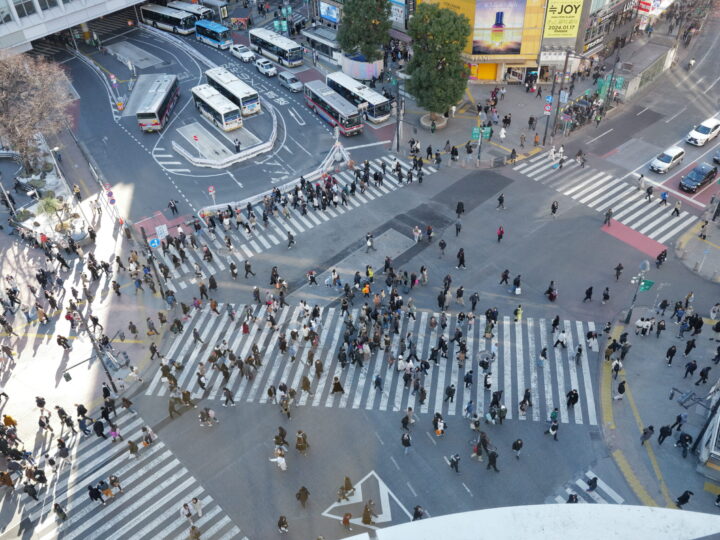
[625,259,651,324]
[601,52,621,118]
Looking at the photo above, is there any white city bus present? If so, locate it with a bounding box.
[191,84,243,131]
[326,71,391,123]
[167,0,214,20]
[205,67,261,116]
[136,75,180,132]
[139,4,197,35]
[248,28,304,67]
[304,80,363,136]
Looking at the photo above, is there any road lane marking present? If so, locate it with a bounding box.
[586,128,613,144]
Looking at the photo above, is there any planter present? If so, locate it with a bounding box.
[419,114,448,131]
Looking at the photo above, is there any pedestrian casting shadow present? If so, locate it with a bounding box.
[0,492,21,533]
[54,354,69,387]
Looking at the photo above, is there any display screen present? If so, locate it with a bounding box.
[472,0,526,55]
[319,1,340,22]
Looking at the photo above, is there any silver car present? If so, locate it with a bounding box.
[649,146,684,173]
[278,71,303,92]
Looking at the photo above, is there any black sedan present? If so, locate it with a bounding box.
[680,162,718,193]
[714,150,720,164]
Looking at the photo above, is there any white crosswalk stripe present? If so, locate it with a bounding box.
[552,470,625,504]
[3,410,242,540]
[147,304,599,425]
[155,155,438,291]
[512,151,698,242]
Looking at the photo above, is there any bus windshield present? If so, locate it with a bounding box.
[341,114,362,128]
[287,47,304,62]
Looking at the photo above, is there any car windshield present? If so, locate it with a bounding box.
[687,169,705,182]
[657,153,672,163]
[696,125,712,134]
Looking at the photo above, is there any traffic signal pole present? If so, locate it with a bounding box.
[542,67,559,146]
[551,49,571,137]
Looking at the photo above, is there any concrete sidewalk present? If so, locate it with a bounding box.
[602,305,720,515]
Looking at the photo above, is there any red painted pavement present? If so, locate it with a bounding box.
[133,212,192,239]
[601,220,666,257]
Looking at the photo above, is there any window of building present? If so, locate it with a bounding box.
[38,0,58,9]
[13,0,36,17]
[0,0,13,24]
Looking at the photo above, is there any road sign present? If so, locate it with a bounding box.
[106,191,113,198]
[155,224,168,240]
[543,103,552,115]
[545,95,553,103]
[482,126,492,140]
[471,126,480,140]
[109,198,116,205]
[561,113,572,122]
[208,186,215,194]
[103,183,111,190]
[615,76,625,89]
[639,279,654,291]
[148,238,160,248]
[559,90,568,104]
[193,135,199,141]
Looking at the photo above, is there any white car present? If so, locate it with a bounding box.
[230,44,255,63]
[686,117,720,146]
[255,58,277,77]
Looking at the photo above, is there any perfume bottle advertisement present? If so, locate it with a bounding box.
[472,0,526,54]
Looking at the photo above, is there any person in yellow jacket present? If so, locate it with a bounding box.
[513,305,523,323]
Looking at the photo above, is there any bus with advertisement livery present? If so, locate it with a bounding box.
[248,28,304,67]
[205,67,261,116]
[303,80,362,136]
[326,71,391,123]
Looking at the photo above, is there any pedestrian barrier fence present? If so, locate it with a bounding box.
[198,141,352,216]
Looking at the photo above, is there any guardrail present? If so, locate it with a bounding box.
[198,141,350,216]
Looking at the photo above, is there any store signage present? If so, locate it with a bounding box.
[544,0,585,38]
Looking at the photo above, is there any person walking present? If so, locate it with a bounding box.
[296,486,310,507]
[486,449,500,472]
[449,453,460,473]
[545,420,559,440]
[512,439,523,459]
[658,425,673,445]
[666,345,677,365]
[614,380,626,400]
[696,366,711,385]
[640,425,654,445]
[675,490,693,509]
[497,226,504,242]
[222,387,235,406]
[401,432,412,455]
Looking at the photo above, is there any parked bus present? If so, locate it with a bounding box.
[136,75,180,132]
[139,4,196,35]
[326,71,391,123]
[248,28,303,67]
[194,19,233,49]
[205,67,261,116]
[303,80,362,136]
[191,84,243,131]
[167,1,214,20]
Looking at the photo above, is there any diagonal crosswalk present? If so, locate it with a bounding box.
[512,152,697,243]
[155,154,437,290]
[1,410,243,540]
[146,303,599,425]
[552,470,626,504]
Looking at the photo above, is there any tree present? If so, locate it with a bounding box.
[336,0,391,62]
[36,194,64,228]
[406,4,471,118]
[0,53,71,172]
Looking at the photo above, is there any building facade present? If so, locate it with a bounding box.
[0,0,142,54]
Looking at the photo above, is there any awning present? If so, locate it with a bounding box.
[389,28,411,42]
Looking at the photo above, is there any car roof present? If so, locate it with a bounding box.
[279,71,296,78]
[692,162,715,173]
[257,58,271,64]
[662,146,684,156]
[699,118,720,128]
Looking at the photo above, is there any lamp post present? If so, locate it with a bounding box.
[601,52,621,117]
[551,49,571,137]
[542,65,558,146]
[625,259,651,324]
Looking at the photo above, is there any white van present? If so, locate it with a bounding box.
[649,146,685,173]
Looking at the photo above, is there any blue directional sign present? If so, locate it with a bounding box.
[148,238,160,248]
[545,95,553,103]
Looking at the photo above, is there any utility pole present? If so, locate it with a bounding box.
[542,66,559,146]
[394,73,402,153]
[624,260,650,324]
[551,49,571,137]
[601,52,621,117]
[140,227,167,300]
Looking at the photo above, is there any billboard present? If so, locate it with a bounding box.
[544,0,584,38]
[319,1,340,22]
[473,0,527,54]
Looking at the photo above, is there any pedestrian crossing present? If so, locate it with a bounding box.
[146,304,599,425]
[552,470,625,504]
[2,410,243,540]
[156,154,437,290]
[512,152,697,244]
